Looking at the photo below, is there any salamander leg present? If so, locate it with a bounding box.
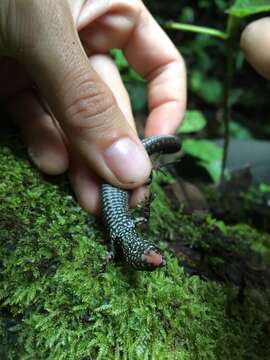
[134,217,148,225]
[155,159,181,173]
[136,191,156,228]
[107,240,116,261]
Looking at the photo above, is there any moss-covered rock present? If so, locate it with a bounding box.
[1,135,270,359]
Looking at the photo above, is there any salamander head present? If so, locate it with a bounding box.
[142,249,166,270]
[124,241,166,271]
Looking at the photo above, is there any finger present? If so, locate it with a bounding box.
[123,4,186,136]
[88,54,135,129]
[76,1,186,135]
[90,54,153,206]
[69,154,101,215]
[72,51,151,214]
[9,90,69,175]
[8,1,151,189]
[241,17,270,80]
[130,185,151,209]
[69,158,150,215]
[69,54,150,214]
[76,0,137,40]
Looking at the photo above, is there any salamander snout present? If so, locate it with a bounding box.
[142,249,166,270]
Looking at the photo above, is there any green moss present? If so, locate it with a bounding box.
[1,135,270,359]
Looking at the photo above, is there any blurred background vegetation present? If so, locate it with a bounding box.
[112,0,270,184]
[145,0,270,139]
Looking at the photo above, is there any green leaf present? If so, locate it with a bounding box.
[219,120,252,140]
[183,139,223,162]
[228,0,270,17]
[190,71,222,105]
[111,49,129,70]
[260,183,270,193]
[178,110,207,134]
[182,139,223,182]
[199,160,222,183]
[111,49,144,82]
[125,82,147,112]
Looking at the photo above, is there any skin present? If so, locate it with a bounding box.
[241,17,270,80]
[0,0,186,214]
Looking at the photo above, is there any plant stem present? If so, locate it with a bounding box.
[221,15,240,182]
[165,21,228,40]
[165,16,241,183]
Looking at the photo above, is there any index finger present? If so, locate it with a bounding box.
[123,3,186,136]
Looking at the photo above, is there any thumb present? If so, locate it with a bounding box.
[3,0,151,188]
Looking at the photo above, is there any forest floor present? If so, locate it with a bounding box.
[1,133,270,359]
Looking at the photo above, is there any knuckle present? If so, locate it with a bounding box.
[128,0,142,15]
[113,0,142,14]
[64,75,116,131]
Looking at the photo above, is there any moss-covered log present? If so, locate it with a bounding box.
[1,135,270,359]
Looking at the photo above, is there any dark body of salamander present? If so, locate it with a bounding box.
[101,135,181,271]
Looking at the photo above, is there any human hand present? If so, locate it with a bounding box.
[241,17,270,80]
[0,0,186,214]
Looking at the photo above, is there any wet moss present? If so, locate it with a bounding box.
[1,135,270,359]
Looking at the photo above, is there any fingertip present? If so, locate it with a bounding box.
[9,90,70,176]
[144,101,185,137]
[240,17,270,80]
[69,162,101,215]
[76,188,101,215]
[130,185,150,208]
[103,137,152,187]
[28,144,69,175]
